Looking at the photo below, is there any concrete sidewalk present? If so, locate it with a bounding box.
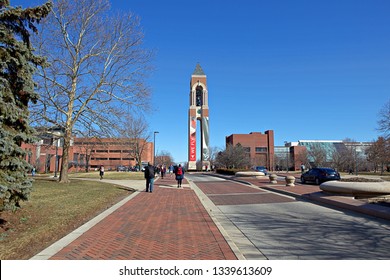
[32,175,237,260]
[238,174,390,222]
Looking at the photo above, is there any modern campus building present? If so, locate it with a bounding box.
[224,133,373,172]
[275,140,372,171]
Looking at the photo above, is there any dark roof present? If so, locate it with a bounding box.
[192,63,205,75]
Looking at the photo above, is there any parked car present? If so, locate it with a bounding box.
[300,167,340,185]
[116,166,128,172]
[254,166,268,174]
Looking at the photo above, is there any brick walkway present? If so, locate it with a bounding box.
[49,176,237,260]
[195,180,295,205]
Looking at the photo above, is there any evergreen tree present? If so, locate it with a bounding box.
[0,0,51,211]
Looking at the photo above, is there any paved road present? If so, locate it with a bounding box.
[188,173,390,260]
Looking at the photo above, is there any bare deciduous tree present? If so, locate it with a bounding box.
[156,151,173,167]
[366,137,390,175]
[378,99,390,139]
[120,115,151,170]
[307,143,327,167]
[208,146,222,169]
[215,143,250,169]
[30,0,153,183]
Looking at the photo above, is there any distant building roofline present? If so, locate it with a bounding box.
[298,140,343,143]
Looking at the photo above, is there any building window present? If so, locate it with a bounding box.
[244,147,251,153]
[96,150,108,153]
[110,150,122,153]
[256,147,268,153]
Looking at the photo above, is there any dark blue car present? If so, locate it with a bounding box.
[254,166,268,174]
[300,167,340,185]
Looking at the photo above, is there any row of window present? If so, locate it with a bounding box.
[244,147,268,153]
[93,150,133,153]
[92,158,135,161]
[74,142,137,145]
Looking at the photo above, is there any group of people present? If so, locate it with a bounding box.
[144,162,185,193]
[97,162,185,193]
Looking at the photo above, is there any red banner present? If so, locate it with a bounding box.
[189,117,196,161]
[190,132,196,161]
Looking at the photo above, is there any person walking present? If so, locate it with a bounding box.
[144,162,156,193]
[175,164,185,188]
[161,165,166,179]
[99,165,104,180]
[169,164,174,177]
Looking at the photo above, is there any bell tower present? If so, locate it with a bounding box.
[188,63,210,170]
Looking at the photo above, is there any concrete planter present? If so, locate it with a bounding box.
[269,174,278,184]
[285,176,295,186]
[235,171,265,177]
[320,180,390,200]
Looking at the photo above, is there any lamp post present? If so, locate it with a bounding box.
[153,131,159,166]
[54,138,59,177]
[50,129,63,178]
[284,141,289,173]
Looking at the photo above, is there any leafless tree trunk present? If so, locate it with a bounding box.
[30,0,153,183]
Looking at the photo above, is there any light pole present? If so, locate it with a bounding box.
[153,131,159,166]
[284,141,289,173]
[50,129,63,178]
[54,138,59,177]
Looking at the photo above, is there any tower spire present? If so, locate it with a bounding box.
[193,63,205,76]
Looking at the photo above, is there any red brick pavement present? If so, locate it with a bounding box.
[241,176,322,196]
[50,176,237,260]
[196,181,264,195]
[195,181,295,205]
[233,175,390,221]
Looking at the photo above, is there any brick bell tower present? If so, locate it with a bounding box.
[188,63,210,170]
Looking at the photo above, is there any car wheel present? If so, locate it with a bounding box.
[315,178,321,185]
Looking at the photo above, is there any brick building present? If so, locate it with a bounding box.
[225,131,275,170]
[72,137,153,171]
[22,135,153,173]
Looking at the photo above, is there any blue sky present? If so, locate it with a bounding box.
[14,0,390,163]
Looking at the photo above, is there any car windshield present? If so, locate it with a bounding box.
[321,168,337,174]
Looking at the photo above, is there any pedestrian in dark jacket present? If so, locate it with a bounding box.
[144,162,155,193]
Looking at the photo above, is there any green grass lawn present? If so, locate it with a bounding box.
[0,177,132,260]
